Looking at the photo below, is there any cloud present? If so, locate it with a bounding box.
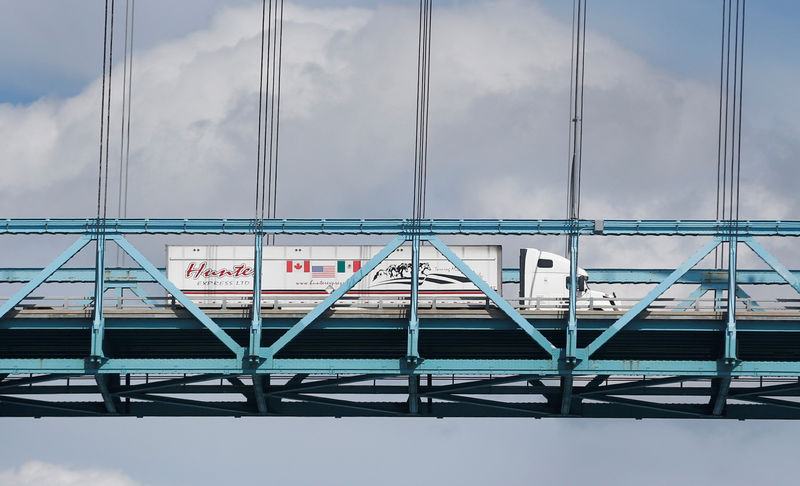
[0,1,797,264]
[0,462,146,486]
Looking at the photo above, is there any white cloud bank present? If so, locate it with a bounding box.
[0,461,146,486]
[0,1,796,266]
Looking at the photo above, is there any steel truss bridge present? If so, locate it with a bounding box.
[2,218,800,419]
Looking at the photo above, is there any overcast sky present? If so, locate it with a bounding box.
[1,1,799,485]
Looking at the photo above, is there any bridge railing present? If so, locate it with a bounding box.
[4,294,800,314]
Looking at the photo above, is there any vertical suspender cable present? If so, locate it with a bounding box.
[714,0,727,268]
[267,0,285,245]
[412,0,433,225]
[96,0,115,242]
[713,0,746,268]
[102,1,115,226]
[256,0,283,246]
[420,0,432,219]
[94,0,115,330]
[122,0,135,226]
[96,0,110,240]
[116,0,135,266]
[255,0,268,231]
[565,0,586,257]
[734,1,745,223]
[408,0,433,361]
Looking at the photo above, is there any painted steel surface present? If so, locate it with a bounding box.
[2,218,800,236]
[1,218,800,418]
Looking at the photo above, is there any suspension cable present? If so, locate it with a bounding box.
[267,0,285,241]
[412,0,433,227]
[96,0,116,243]
[255,0,284,246]
[565,0,587,257]
[714,0,746,268]
[116,0,135,266]
[734,2,745,222]
[255,0,268,231]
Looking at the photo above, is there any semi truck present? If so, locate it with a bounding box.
[166,245,614,310]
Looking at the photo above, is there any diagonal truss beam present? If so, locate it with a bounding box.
[95,374,120,414]
[265,236,406,358]
[730,395,800,411]
[435,394,552,416]
[265,374,388,396]
[111,235,244,359]
[728,381,800,400]
[113,374,227,396]
[0,236,91,320]
[128,394,253,415]
[427,236,558,358]
[253,375,268,414]
[226,376,255,402]
[0,395,104,415]
[589,395,708,418]
[711,377,731,416]
[585,237,721,357]
[285,393,407,416]
[576,376,696,397]
[561,375,574,415]
[743,237,800,295]
[0,374,76,391]
[419,374,540,397]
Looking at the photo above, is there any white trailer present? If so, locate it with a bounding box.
[166,245,613,310]
[166,244,502,308]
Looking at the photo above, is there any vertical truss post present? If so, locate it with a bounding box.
[408,234,420,362]
[725,236,738,362]
[91,235,107,358]
[566,230,579,363]
[113,285,123,309]
[249,231,264,358]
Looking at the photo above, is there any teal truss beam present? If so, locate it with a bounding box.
[264,235,406,359]
[3,218,800,236]
[109,235,244,359]
[426,235,558,358]
[0,236,91,319]
[3,373,800,418]
[584,237,722,358]
[2,219,800,419]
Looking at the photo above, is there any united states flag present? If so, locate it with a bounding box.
[312,265,336,278]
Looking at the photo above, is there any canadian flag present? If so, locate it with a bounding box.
[286,260,310,273]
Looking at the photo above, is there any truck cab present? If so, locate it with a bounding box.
[519,248,614,310]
